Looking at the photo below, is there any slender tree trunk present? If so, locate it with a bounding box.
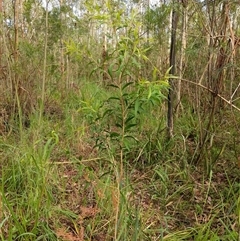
[146,0,150,45]
[59,0,66,90]
[176,1,187,116]
[39,0,49,124]
[13,0,19,96]
[13,0,24,138]
[227,4,237,105]
[102,23,108,83]
[167,0,178,138]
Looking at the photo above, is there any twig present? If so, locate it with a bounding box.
[231,82,240,100]
[180,78,240,112]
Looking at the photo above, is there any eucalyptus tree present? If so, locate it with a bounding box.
[167,0,178,137]
[176,0,188,115]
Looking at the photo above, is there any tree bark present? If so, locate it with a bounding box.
[167,0,178,138]
[176,1,187,116]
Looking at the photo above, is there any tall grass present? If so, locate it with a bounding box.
[0,80,239,240]
[0,124,58,240]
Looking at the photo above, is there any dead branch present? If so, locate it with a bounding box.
[180,78,240,112]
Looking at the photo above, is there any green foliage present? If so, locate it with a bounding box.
[23,0,35,24]
[94,71,169,156]
[1,0,240,240]
[78,81,109,122]
[0,131,59,240]
[47,8,64,44]
[144,5,171,41]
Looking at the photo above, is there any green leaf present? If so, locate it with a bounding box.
[148,87,152,99]
[122,82,134,91]
[107,84,119,89]
[102,109,113,118]
[124,135,138,142]
[108,96,120,101]
[125,115,135,124]
[108,65,113,79]
[89,67,98,77]
[132,56,141,68]
[125,123,137,131]
[116,123,122,128]
[153,67,158,81]
[122,93,129,98]
[110,132,120,138]
[134,99,140,116]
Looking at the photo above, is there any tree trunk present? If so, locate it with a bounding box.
[13,0,20,97]
[167,0,178,138]
[39,0,49,124]
[176,1,187,116]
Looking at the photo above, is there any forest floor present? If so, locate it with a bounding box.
[0,81,239,240]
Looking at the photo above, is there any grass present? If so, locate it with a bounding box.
[0,80,239,240]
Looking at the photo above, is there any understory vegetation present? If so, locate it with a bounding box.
[0,0,240,240]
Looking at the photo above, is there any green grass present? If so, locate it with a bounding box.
[0,80,239,240]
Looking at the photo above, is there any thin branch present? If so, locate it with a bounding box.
[231,82,240,100]
[180,78,240,112]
